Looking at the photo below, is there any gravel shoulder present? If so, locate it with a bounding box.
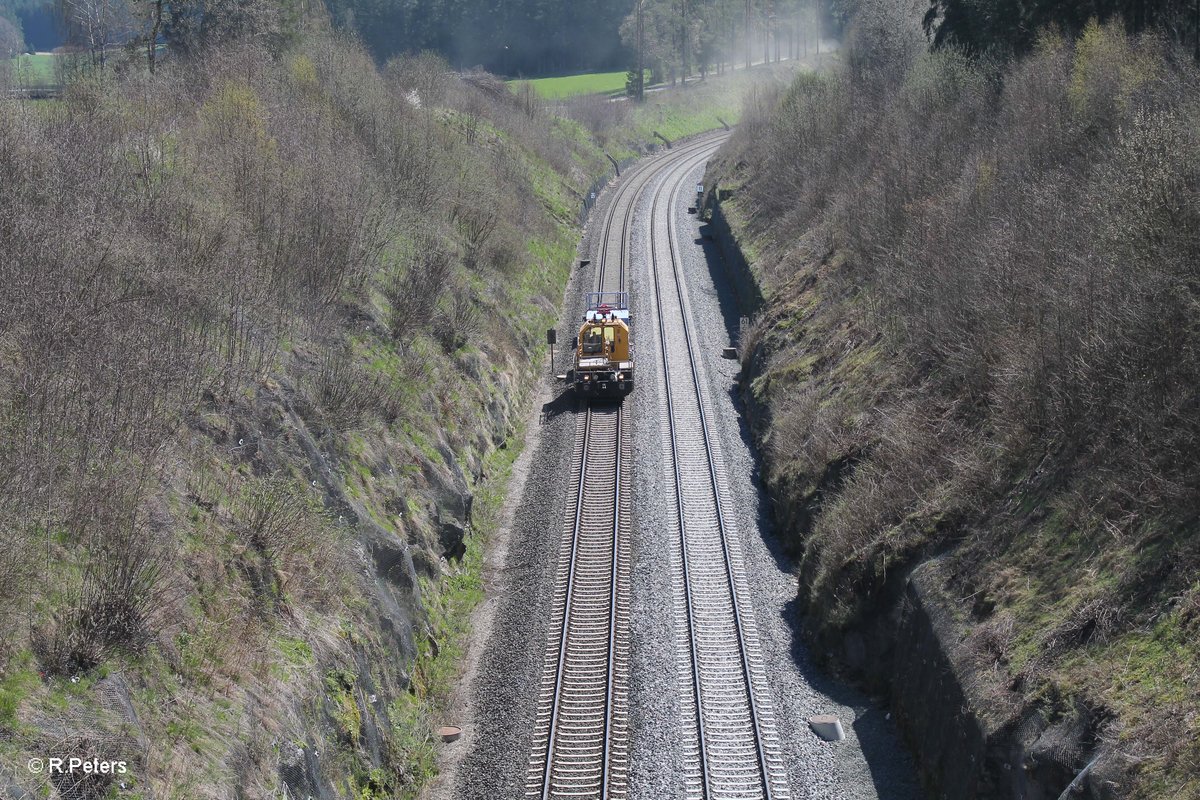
[672,160,924,799]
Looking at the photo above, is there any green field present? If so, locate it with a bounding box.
[7,53,58,85]
[508,69,648,100]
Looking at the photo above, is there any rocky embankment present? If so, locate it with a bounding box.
[703,190,1149,800]
[0,40,592,799]
[698,10,1200,797]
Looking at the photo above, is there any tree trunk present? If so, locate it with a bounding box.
[147,0,163,74]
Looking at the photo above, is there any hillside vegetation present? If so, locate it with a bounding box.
[0,31,601,800]
[711,3,1200,796]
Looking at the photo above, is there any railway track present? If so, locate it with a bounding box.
[526,132,738,800]
[526,136,723,800]
[593,134,729,294]
[525,404,632,799]
[646,149,791,799]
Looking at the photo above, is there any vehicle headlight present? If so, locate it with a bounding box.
[617,372,625,381]
[619,362,632,370]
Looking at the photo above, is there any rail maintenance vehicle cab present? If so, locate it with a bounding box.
[571,292,633,398]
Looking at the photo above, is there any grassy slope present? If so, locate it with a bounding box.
[0,44,581,800]
[507,69,641,99]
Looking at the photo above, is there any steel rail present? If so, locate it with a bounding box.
[648,146,781,800]
[539,405,620,799]
[529,134,731,800]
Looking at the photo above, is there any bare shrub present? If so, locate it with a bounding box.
[236,476,315,559]
[768,384,855,480]
[33,511,168,676]
[310,345,399,430]
[1049,596,1123,651]
[47,734,122,799]
[966,613,1016,667]
[384,234,455,341]
[385,51,451,108]
[231,474,348,608]
[736,312,769,363]
[433,285,481,354]
[0,17,21,61]
[513,80,543,120]
[565,93,631,139]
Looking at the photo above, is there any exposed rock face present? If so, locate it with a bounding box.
[891,561,994,799]
[155,350,523,798]
[427,443,474,562]
[279,737,338,800]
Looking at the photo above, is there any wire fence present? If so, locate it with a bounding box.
[578,156,637,227]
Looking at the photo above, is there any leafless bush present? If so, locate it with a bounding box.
[959,612,1023,713]
[1049,596,1123,651]
[736,312,769,363]
[384,234,455,341]
[47,734,121,799]
[513,80,543,120]
[385,51,451,108]
[433,287,481,354]
[235,477,315,559]
[565,94,631,138]
[768,384,854,479]
[33,511,168,676]
[310,346,399,430]
[966,612,1016,666]
[0,17,21,61]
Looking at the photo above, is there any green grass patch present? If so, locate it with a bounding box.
[508,69,649,99]
[0,655,39,728]
[278,636,314,668]
[388,692,437,798]
[7,53,57,85]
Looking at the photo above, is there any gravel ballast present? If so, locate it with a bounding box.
[440,147,923,800]
[664,160,923,799]
[440,173,630,800]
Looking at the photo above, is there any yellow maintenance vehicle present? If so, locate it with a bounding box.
[570,292,634,398]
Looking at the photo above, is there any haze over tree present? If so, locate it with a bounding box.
[621,0,829,89]
[0,13,22,56]
[924,0,1200,54]
[317,0,636,74]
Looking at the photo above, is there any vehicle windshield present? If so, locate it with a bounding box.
[582,328,604,354]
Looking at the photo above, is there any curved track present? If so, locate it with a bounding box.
[526,137,724,800]
[593,135,729,295]
[527,132,755,800]
[647,149,792,800]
